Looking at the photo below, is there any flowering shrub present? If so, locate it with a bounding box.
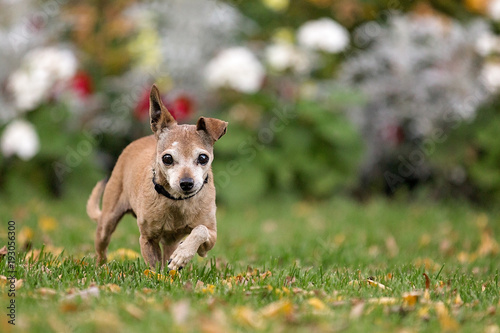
[2,0,500,203]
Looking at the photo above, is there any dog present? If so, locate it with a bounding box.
[86,84,228,271]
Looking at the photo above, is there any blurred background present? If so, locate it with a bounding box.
[2,0,500,208]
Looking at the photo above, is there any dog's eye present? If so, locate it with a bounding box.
[197,154,209,165]
[162,154,174,165]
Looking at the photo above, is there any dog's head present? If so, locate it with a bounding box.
[149,84,227,198]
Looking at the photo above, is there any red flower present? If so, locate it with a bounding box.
[72,71,93,98]
[166,94,194,122]
[134,88,194,122]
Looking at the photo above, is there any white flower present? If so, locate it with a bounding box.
[204,47,265,93]
[7,46,78,112]
[475,32,500,56]
[488,0,500,21]
[482,61,500,91]
[297,18,349,53]
[265,42,310,73]
[1,119,40,160]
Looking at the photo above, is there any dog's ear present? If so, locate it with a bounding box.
[149,84,176,135]
[196,117,228,143]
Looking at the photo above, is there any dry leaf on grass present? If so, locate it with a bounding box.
[124,304,144,320]
[172,300,190,325]
[261,300,294,318]
[0,246,7,261]
[402,291,422,307]
[37,287,57,296]
[435,302,460,331]
[62,286,99,300]
[105,284,121,293]
[350,301,365,319]
[234,306,263,329]
[108,248,141,261]
[307,297,326,311]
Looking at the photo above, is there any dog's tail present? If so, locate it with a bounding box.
[87,179,107,222]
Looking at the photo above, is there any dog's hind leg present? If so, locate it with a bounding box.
[95,195,129,265]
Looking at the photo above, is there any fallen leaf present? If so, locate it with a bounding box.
[368,297,397,305]
[124,304,144,320]
[108,248,141,261]
[59,301,79,313]
[402,291,422,307]
[435,302,460,331]
[234,306,262,329]
[485,325,499,333]
[172,300,190,325]
[423,273,431,290]
[63,286,100,300]
[0,246,7,261]
[38,216,58,232]
[105,284,121,293]
[37,287,57,296]
[14,279,23,289]
[385,235,399,257]
[200,284,215,294]
[285,276,296,286]
[452,294,463,307]
[350,301,365,319]
[18,227,34,250]
[261,300,294,318]
[367,278,389,290]
[477,228,499,257]
[307,297,326,311]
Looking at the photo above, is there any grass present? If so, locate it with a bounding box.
[1,190,499,332]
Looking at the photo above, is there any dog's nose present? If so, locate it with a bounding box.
[180,178,194,191]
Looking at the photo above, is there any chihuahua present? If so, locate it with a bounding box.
[87,84,227,271]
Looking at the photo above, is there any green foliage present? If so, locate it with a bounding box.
[213,95,363,205]
[431,100,500,203]
[0,106,102,200]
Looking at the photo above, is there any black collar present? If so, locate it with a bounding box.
[152,169,208,201]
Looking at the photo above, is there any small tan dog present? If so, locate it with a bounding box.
[87,84,227,271]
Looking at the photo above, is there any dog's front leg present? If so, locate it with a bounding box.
[139,235,162,269]
[168,225,215,270]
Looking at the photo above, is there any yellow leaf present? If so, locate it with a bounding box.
[38,216,58,232]
[201,284,215,294]
[171,300,190,325]
[261,300,294,318]
[234,307,262,329]
[18,227,34,247]
[435,302,460,332]
[143,269,172,283]
[14,279,23,290]
[350,302,365,319]
[368,297,397,305]
[307,297,326,310]
[402,291,422,307]
[367,278,390,290]
[418,306,430,320]
[108,248,141,261]
[106,284,121,293]
[453,294,464,306]
[477,228,499,257]
[124,304,144,320]
[37,287,57,296]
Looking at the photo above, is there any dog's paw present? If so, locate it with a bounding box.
[168,247,194,270]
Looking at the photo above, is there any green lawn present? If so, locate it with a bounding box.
[1,191,499,332]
